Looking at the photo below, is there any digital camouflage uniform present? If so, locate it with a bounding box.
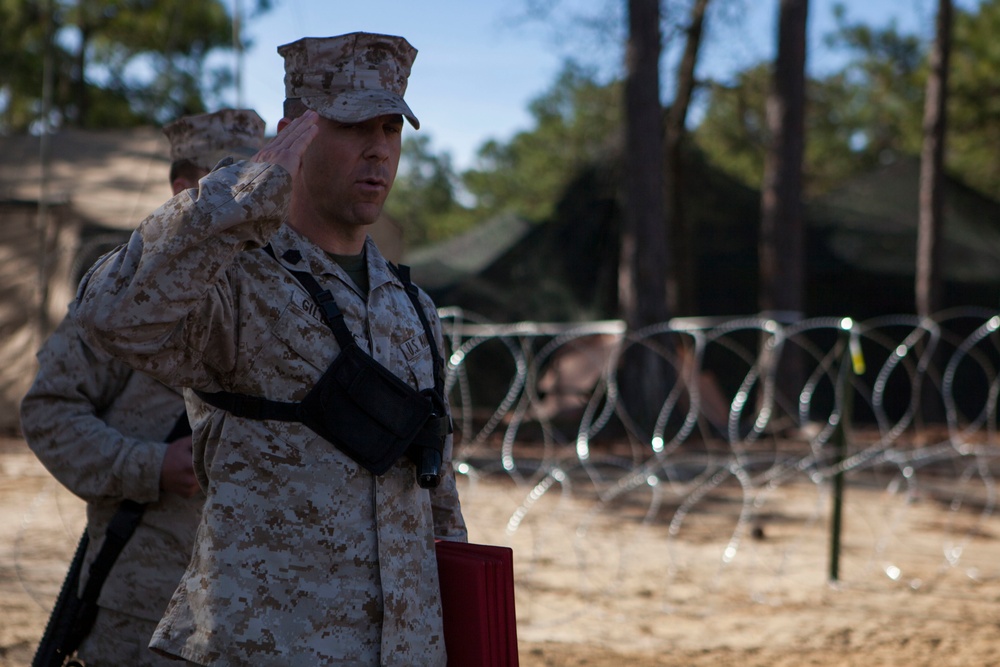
[20,308,202,667]
[21,108,266,666]
[75,156,468,665]
[277,33,421,129]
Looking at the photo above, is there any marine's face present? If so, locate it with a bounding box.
[300,113,403,229]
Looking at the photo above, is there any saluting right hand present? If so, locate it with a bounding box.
[252,109,320,177]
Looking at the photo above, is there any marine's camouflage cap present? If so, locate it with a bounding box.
[162,108,267,171]
[278,33,420,129]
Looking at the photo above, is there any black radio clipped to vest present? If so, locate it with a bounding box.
[195,246,449,489]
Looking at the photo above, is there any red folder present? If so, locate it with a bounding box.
[435,540,519,666]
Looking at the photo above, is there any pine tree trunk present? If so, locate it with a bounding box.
[916,0,951,317]
[618,0,672,437]
[759,0,809,428]
[666,0,710,317]
[759,0,808,318]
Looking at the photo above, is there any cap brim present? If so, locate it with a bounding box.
[303,89,420,129]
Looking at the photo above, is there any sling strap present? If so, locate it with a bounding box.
[194,245,449,486]
[75,411,193,622]
[191,246,444,424]
[33,411,191,665]
[395,262,447,401]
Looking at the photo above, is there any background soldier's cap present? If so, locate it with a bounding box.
[163,108,267,171]
[278,33,420,129]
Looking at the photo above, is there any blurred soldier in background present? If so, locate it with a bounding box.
[21,108,266,667]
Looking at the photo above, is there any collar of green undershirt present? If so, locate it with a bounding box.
[327,248,369,295]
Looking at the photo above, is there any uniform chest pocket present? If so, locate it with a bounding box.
[392,328,434,390]
[244,298,337,397]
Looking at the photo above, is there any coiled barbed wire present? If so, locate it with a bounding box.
[14,307,1000,618]
[438,307,1000,608]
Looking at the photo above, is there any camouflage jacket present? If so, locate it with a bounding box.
[20,310,202,623]
[75,159,468,666]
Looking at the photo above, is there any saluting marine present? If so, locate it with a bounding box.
[22,109,266,667]
[75,33,468,665]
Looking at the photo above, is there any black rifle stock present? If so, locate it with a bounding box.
[31,531,88,667]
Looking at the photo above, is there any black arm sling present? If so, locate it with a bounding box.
[194,245,449,488]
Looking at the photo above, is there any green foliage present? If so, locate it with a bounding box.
[460,61,623,223]
[690,64,770,190]
[0,0,250,133]
[385,135,477,246]
[391,62,623,250]
[393,1,1000,251]
[812,0,1000,197]
[693,1,1000,200]
[693,6,927,196]
[947,0,1000,196]
[0,0,51,130]
[821,4,925,161]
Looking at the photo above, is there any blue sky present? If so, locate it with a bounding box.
[222,0,975,171]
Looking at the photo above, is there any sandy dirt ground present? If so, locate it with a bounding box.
[3,433,1000,667]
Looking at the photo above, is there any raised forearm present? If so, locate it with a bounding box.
[75,160,292,387]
